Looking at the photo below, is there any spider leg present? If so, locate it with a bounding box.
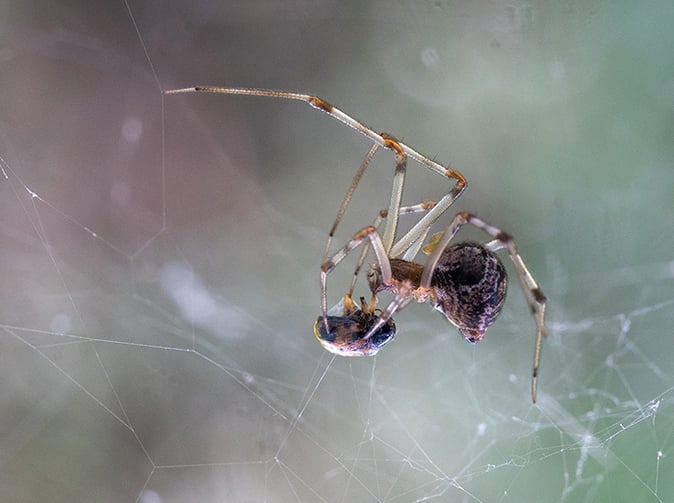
[419,212,471,288]
[374,133,467,260]
[165,87,469,274]
[317,199,439,350]
[462,213,547,403]
[419,211,547,403]
[164,87,466,189]
[379,134,407,253]
[389,182,466,259]
[324,143,379,263]
[400,201,438,260]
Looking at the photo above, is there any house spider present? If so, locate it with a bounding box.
[164,86,547,402]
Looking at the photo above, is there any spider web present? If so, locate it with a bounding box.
[2,1,674,502]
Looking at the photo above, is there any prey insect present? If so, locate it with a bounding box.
[164,86,547,402]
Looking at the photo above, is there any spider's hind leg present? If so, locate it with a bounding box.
[420,211,547,403]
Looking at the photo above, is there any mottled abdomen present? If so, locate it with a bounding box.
[431,242,507,343]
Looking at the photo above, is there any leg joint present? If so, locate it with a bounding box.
[380,133,406,159]
[496,231,513,243]
[533,287,547,304]
[354,226,377,240]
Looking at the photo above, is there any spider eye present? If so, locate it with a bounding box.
[431,242,508,342]
[313,313,396,356]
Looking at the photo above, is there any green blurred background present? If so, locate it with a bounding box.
[1,1,673,501]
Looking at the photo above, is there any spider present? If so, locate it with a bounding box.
[164,86,547,402]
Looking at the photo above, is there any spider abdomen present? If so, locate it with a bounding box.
[431,242,507,343]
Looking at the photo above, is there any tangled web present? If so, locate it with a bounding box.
[1,2,673,502]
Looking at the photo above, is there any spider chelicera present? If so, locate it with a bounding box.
[164,86,547,402]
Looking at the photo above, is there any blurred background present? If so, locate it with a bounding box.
[1,1,673,501]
